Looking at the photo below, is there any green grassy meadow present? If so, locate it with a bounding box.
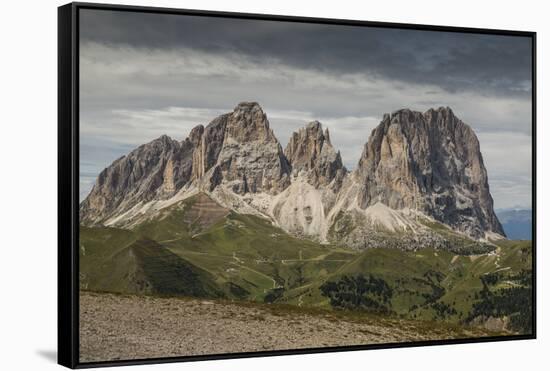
[79,193,533,334]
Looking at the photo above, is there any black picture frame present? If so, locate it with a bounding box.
[58,2,537,369]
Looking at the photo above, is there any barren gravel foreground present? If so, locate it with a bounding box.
[80,292,496,363]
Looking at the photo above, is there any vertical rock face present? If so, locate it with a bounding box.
[285,121,347,190]
[190,114,228,184]
[355,107,504,239]
[80,102,292,225]
[267,121,347,240]
[210,102,291,194]
[80,102,504,243]
[79,135,188,225]
[225,102,278,143]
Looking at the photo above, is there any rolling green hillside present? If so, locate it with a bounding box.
[80,193,533,334]
[280,240,532,333]
[80,236,224,298]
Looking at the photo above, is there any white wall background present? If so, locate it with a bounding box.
[0,0,546,369]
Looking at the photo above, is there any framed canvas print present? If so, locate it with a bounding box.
[58,2,536,368]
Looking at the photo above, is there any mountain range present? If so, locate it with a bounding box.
[79,103,532,333]
[80,102,505,251]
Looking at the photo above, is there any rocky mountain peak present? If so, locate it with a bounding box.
[80,103,505,243]
[79,134,188,226]
[388,108,424,125]
[199,102,291,195]
[306,120,322,130]
[323,127,331,145]
[188,124,205,146]
[285,121,346,189]
[155,134,174,144]
[356,108,504,239]
[234,101,261,111]
[190,114,228,181]
[424,106,455,118]
[225,101,277,144]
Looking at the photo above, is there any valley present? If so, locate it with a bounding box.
[78,102,533,360]
[80,193,533,335]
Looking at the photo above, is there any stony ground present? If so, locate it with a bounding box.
[80,291,496,363]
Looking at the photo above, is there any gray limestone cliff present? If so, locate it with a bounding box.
[285,121,346,191]
[80,103,504,243]
[205,102,291,194]
[79,135,194,225]
[80,102,291,225]
[354,107,504,239]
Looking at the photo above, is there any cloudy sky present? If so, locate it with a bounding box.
[79,9,533,209]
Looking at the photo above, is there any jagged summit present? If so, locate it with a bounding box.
[80,102,504,245]
[79,132,190,226]
[235,101,261,109]
[355,107,504,239]
[285,120,346,189]
[306,120,322,129]
[225,102,278,144]
[205,102,290,194]
[425,106,454,114]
